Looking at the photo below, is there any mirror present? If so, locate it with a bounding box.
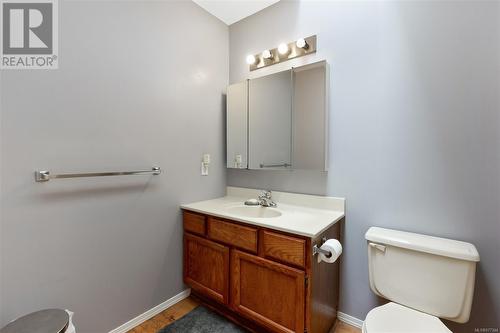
[226,61,328,171]
[249,70,292,169]
[226,81,248,169]
[291,62,328,170]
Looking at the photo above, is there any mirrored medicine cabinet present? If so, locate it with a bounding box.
[226,60,329,171]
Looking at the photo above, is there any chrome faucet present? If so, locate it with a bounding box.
[258,190,277,207]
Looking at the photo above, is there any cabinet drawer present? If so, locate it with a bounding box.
[183,211,206,236]
[208,217,258,253]
[261,230,306,268]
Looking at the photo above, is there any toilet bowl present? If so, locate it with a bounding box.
[364,227,480,332]
[362,302,451,333]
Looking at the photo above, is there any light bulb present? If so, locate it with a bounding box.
[246,54,256,65]
[278,43,289,55]
[296,38,308,49]
[262,49,272,59]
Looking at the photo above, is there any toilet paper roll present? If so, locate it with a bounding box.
[318,239,342,263]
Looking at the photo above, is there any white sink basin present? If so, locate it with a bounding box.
[225,205,282,218]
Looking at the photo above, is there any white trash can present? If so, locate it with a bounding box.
[65,310,76,333]
[0,309,75,333]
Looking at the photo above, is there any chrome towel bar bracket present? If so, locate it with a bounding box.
[34,167,161,183]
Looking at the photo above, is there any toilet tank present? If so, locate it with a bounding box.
[365,227,480,323]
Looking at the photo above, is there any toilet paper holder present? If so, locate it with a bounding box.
[312,237,332,258]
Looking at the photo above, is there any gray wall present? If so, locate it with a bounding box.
[0,1,228,332]
[227,1,499,331]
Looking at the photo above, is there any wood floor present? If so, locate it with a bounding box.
[128,297,361,333]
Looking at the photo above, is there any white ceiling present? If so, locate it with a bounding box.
[192,0,280,25]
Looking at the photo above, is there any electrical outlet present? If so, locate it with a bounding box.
[201,153,210,176]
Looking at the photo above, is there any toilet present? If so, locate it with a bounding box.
[363,227,480,333]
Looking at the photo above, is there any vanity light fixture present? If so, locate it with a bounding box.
[246,35,317,71]
[246,54,256,65]
[296,38,309,49]
[278,43,289,55]
[262,49,272,59]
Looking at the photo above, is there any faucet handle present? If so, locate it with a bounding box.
[258,190,277,207]
[260,190,272,198]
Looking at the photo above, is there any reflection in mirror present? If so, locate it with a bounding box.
[248,70,292,170]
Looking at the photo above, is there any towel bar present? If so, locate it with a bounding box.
[35,167,161,182]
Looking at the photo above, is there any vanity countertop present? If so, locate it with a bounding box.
[181,187,345,238]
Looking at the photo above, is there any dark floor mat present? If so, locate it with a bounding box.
[157,306,249,333]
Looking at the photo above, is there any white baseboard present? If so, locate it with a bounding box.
[108,289,362,333]
[109,289,191,333]
[337,311,364,329]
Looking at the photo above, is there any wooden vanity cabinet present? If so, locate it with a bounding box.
[182,210,341,333]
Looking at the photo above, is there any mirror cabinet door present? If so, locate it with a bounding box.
[226,81,248,169]
[226,61,328,171]
[292,63,328,171]
[248,70,292,170]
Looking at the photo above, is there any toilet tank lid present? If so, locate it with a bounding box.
[365,227,480,262]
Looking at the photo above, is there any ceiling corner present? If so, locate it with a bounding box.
[192,0,280,26]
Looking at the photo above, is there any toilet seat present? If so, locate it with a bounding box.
[362,302,452,333]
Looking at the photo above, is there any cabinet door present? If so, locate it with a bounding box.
[184,233,229,304]
[226,81,248,169]
[292,62,328,171]
[248,70,292,170]
[230,250,305,333]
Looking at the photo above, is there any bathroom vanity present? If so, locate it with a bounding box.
[181,187,345,333]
